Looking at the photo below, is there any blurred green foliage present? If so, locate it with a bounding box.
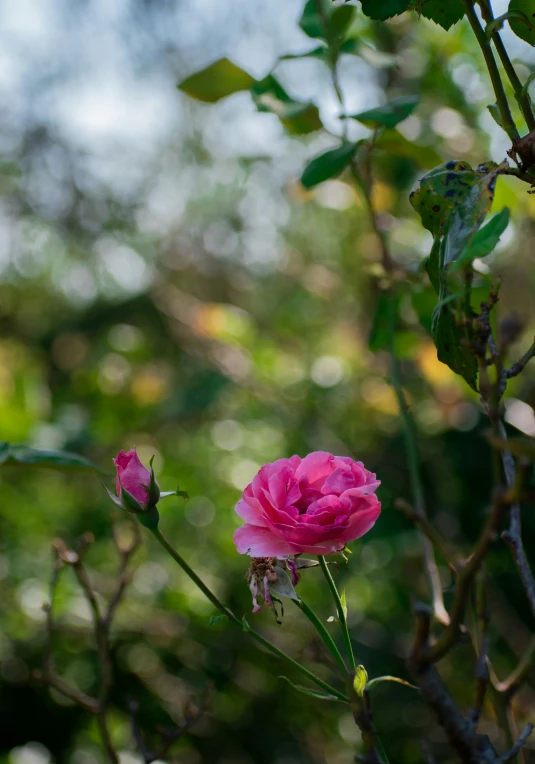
[2,1,535,763]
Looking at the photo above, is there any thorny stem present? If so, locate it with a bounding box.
[478,0,535,131]
[461,0,520,141]
[149,526,349,702]
[317,555,356,672]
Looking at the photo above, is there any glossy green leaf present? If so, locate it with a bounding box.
[279,676,342,702]
[300,142,358,188]
[450,208,510,272]
[349,95,419,128]
[178,59,256,103]
[360,0,410,20]
[417,0,465,30]
[353,665,369,697]
[0,442,103,472]
[366,675,419,692]
[508,0,535,45]
[251,76,323,135]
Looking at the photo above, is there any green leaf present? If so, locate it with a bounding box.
[103,485,125,510]
[279,676,342,702]
[269,562,300,601]
[431,275,478,392]
[280,46,330,63]
[178,58,256,103]
[360,0,410,20]
[353,665,369,697]
[251,76,323,135]
[299,0,331,39]
[409,160,494,237]
[301,142,358,188]
[209,615,229,626]
[0,442,103,472]
[365,675,419,692]
[369,292,398,351]
[417,0,465,30]
[349,95,419,128]
[411,286,437,335]
[120,485,145,514]
[330,4,356,37]
[425,237,441,293]
[487,103,508,132]
[508,0,535,45]
[443,166,502,268]
[450,208,510,273]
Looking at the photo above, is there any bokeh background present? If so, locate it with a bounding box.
[2,0,535,762]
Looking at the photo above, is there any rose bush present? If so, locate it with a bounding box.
[234,451,380,557]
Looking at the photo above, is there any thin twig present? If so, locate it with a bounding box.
[501,723,534,762]
[505,338,535,379]
[469,571,490,731]
[427,488,510,664]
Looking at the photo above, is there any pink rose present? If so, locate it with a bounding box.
[234,451,380,557]
[114,447,153,505]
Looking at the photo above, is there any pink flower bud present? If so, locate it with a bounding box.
[113,448,153,506]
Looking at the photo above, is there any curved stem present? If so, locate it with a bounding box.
[149,526,349,702]
[317,556,356,672]
[462,0,519,141]
[296,598,348,675]
[478,0,535,131]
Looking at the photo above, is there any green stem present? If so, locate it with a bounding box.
[317,556,356,672]
[388,293,450,626]
[149,526,349,702]
[296,598,348,675]
[478,0,535,131]
[462,0,520,141]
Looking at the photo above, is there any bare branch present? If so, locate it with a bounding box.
[505,338,535,378]
[427,488,510,664]
[500,723,534,763]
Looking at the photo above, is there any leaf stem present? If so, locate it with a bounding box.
[478,0,535,131]
[149,526,349,702]
[462,0,520,141]
[296,597,348,675]
[317,555,356,672]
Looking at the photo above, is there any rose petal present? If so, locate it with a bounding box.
[234,524,294,557]
[295,451,334,486]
